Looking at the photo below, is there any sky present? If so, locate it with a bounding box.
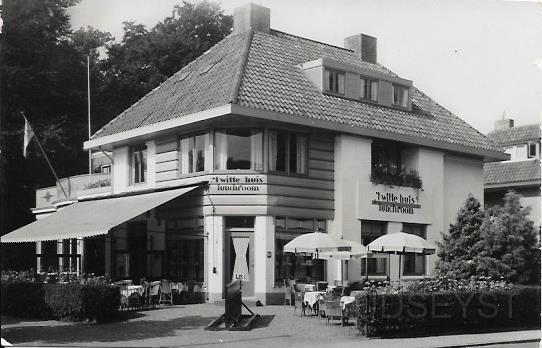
[68,0,542,134]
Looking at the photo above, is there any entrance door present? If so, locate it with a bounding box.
[225,231,254,297]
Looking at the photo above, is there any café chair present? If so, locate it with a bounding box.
[159,280,173,305]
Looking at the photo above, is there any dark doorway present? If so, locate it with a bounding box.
[127,221,147,281]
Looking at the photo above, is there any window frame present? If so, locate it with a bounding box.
[360,220,388,276]
[392,84,410,108]
[527,141,539,159]
[130,144,147,185]
[402,223,427,276]
[213,128,264,172]
[360,76,379,102]
[178,132,208,176]
[324,68,346,95]
[268,129,309,177]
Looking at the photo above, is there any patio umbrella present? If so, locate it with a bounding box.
[283,232,348,288]
[367,232,436,281]
[316,240,369,260]
[315,240,370,284]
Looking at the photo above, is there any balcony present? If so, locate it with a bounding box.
[35,173,111,209]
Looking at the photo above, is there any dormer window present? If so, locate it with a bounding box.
[324,68,345,94]
[528,141,539,159]
[360,77,378,101]
[392,84,409,108]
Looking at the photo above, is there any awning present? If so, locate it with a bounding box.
[1,186,199,243]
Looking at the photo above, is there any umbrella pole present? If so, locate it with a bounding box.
[399,253,401,283]
[316,249,318,290]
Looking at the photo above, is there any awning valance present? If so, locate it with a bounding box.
[1,186,199,243]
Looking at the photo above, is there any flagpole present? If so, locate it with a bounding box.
[22,113,69,199]
[87,56,92,184]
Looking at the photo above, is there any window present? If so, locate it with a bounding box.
[131,144,147,184]
[179,133,207,175]
[275,217,327,283]
[101,165,111,174]
[360,221,388,276]
[166,217,205,281]
[215,129,263,170]
[372,140,401,176]
[402,223,427,276]
[392,85,409,108]
[269,130,307,175]
[360,77,378,101]
[324,68,345,94]
[528,141,539,159]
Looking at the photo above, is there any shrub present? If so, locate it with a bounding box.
[370,164,422,189]
[1,281,47,318]
[80,283,120,322]
[353,286,540,337]
[1,278,120,322]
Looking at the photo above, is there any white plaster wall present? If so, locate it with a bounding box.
[521,195,541,229]
[254,215,274,304]
[205,215,224,302]
[112,147,129,194]
[334,134,372,283]
[416,148,444,275]
[145,140,156,187]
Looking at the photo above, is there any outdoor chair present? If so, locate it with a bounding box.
[159,280,173,305]
[293,288,306,316]
[318,297,327,319]
[283,279,294,306]
[324,300,344,326]
[149,281,160,308]
[317,281,328,291]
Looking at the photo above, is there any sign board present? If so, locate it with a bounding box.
[209,175,265,194]
[371,191,421,215]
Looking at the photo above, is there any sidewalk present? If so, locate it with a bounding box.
[318,329,541,348]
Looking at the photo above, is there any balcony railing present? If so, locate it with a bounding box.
[35,173,111,208]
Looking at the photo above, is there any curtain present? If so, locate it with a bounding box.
[269,130,278,171]
[296,134,307,174]
[215,131,228,170]
[251,130,263,171]
[338,73,345,94]
[402,88,409,107]
[371,81,378,100]
[180,137,190,174]
[360,79,367,99]
[232,237,250,282]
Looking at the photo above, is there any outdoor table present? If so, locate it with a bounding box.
[340,296,355,310]
[303,291,325,312]
[121,285,144,298]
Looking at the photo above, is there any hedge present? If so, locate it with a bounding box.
[353,286,540,337]
[1,281,120,323]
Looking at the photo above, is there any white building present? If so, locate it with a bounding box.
[2,4,507,304]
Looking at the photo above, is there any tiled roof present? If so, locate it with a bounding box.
[92,29,501,155]
[484,159,541,185]
[93,31,252,138]
[486,124,541,148]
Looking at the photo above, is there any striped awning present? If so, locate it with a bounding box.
[1,186,199,243]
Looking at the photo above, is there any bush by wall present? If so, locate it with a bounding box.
[1,280,120,323]
[353,286,540,337]
[1,281,47,318]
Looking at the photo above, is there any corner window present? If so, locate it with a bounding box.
[324,68,345,94]
[214,129,263,171]
[269,130,307,175]
[179,133,207,175]
[131,144,147,184]
[402,223,427,276]
[528,141,539,159]
[360,221,388,276]
[392,84,409,108]
[360,77,378,101]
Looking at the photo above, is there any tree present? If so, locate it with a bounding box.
[96,0,232,131]
[436,195,486,279]
[475,191,540,284]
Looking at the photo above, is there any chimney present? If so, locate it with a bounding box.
[344,34,377,64]
[233,3,270,34]
[495,118,514,131]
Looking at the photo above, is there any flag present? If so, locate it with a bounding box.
[23,117,34,158]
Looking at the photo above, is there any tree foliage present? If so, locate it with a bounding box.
[0,0,232,270]
[436,192,540,284]
[436,195,485,279]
